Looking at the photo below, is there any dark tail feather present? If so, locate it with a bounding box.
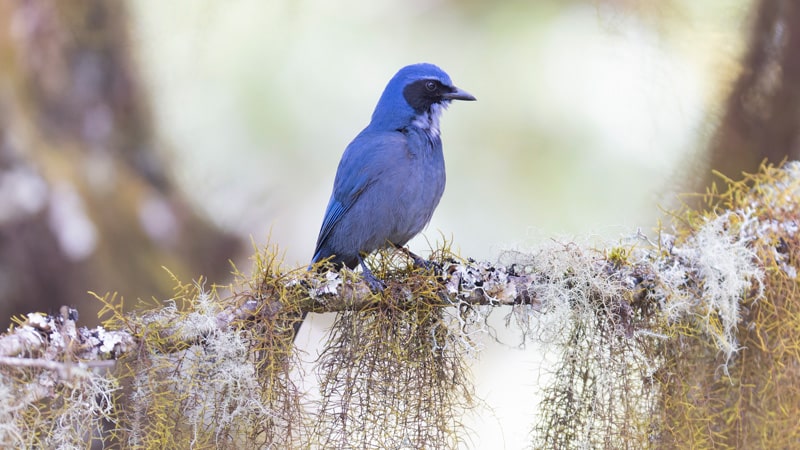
[295,257,346,342]
[291,310,308,342]
[293,257,324,342]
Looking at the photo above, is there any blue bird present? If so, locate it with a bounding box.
[310,63,475,290]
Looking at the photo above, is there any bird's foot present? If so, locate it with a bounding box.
[412,255,443,275]
[359,257,386,293]
[363,270,387,293]
[394,245,442,275]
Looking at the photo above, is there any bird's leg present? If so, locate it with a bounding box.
[358,255,386,293]
[392,244,441,274]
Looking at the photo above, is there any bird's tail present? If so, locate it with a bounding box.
[291,311,308,342]
[292,259,323,342]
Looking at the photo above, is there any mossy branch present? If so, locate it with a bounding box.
[0,249,647,363]
[1,161,799,448]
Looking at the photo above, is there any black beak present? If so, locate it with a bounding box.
[442,86,476,101]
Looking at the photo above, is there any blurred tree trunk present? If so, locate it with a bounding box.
[0,0,241,324]
[704,0,800,185]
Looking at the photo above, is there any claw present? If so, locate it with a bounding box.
[393,244,441,275]
[358,255,386,292]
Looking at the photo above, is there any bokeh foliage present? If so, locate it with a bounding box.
[0,0,240,326]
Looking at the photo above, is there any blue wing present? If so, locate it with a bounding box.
[311,131,399,263]
[311,183,370,263]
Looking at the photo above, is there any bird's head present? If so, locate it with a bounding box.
[368,63,475,134]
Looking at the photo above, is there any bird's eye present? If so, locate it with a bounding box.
[425,81,437,92]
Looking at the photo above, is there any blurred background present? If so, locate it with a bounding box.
[3,0,800,447]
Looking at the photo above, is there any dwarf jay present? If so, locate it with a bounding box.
[310,63,475,291]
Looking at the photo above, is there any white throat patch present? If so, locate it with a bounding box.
[411,102,447,137]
